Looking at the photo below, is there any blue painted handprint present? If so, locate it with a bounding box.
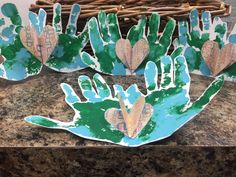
[0,3,88,81]
[175,9,236,81]
[81,12,182,75]
[25,55,224,147]
[28,3,89,72]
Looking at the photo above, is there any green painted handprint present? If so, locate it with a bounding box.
[25,55,224,147]
[29,3,89,72]
[175,9,236,81]
[0,3,42,81]
[0,3,89,81]
[81,12,182,75]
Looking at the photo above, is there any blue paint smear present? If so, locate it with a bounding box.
[144,62,157,88]
[199,59,211,76]
[112,61,126,75]
[68,126,93,137]
[4,48,31,80]
[229,35,236,44]
[0,26,16,46]
[202,11,211,31]
[190,9,199,28]
[178,21,188,45]
[135,68,145,75]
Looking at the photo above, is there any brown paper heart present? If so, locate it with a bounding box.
[201,40,236,76]
[116,38,149,71]
[105,96,153,138]
[0,55,4,64]
[20,25,58,64]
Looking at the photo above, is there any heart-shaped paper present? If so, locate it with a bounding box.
[0,55,4,64]
[201,40,236,76]
[105,96,153,138]
[20,25,58,64]
[116,38,149,72]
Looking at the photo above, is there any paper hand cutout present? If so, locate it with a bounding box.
[201,41,236,76]
[81,11,182,75]
[25,55,224,147]
[175,9,236,81]
[0,3,88,81]
[105,95,153,138]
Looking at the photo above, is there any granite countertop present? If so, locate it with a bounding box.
[0,68,235,147]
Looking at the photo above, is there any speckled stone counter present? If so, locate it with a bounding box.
[0,68,236,177]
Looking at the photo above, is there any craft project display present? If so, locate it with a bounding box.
[0,3,88,81]
[175,9,236,81]
[25,55,224,147]
[81,11,183,75]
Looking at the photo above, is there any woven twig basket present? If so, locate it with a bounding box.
[31,0,231,18]
[30,0,231,32]
[30,0,232,52]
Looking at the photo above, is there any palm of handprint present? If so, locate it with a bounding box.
[176,9,236,80]
[25,55,224,147]
[0,3,88,81]
[81,11,183,75]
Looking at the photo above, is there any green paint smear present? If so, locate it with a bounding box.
[93,76,110,97]
[1,36,42,74]
[95,45,119,73]
[31,118,59,128]
[138,119,156,140]
[73,100,125,143]
[191,76,224,110]
[224,63,236,77]
[47,34,84,69]
[80,79,93,90]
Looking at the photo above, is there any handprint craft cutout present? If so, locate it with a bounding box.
[0,3,88,81]
[81,11,183,75]
[175,9,236,81]
[25,55,224,147]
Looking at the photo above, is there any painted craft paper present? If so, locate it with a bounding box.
[20,25,58,64]
[0,3,88,81]
[81,11,183,75]
[105,95,153,138]
[201,41,236,76]
[175,9,236,81]
[25,55,224,147]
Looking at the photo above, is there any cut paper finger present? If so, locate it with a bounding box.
[20,25,58,64]
[201,40,236,76]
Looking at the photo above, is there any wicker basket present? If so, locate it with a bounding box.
[30,0,231,32]
[29,0,231,52]
[31,0,231,18]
